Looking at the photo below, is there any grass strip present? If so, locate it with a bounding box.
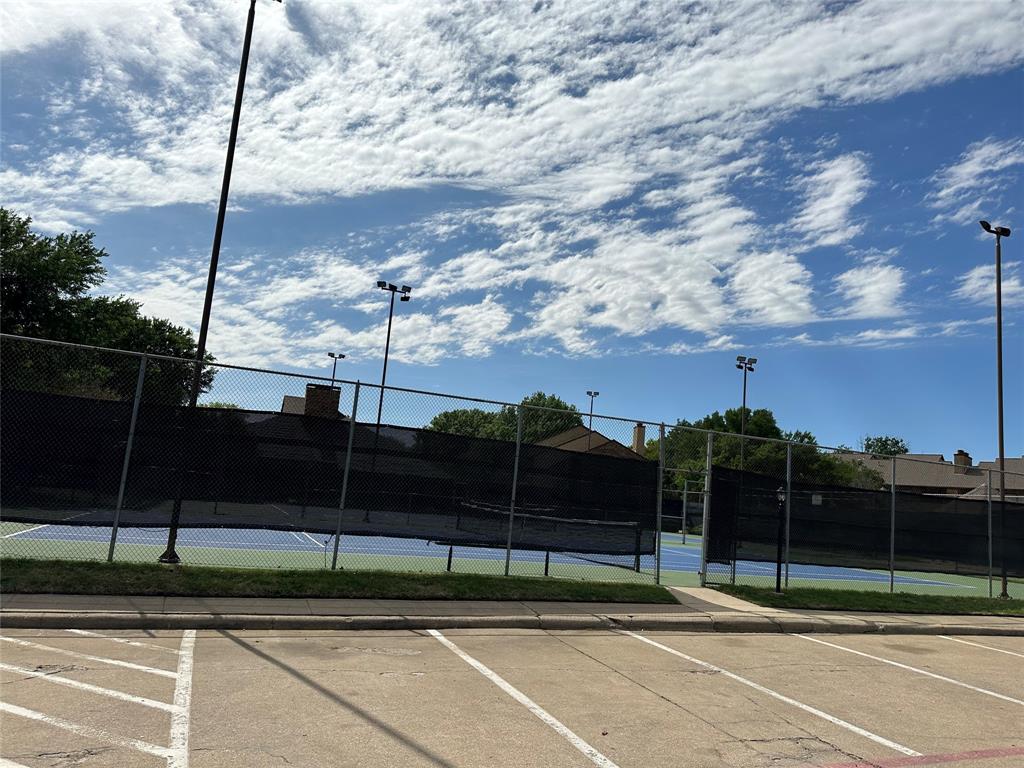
[0,558,677,603]
[719,584,1024,616]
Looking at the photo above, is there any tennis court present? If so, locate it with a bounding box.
[0,519,984,592]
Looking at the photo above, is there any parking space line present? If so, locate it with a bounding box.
[65,629,182,655]
[0,701,173,760]
[938,635,1024,659]
[168,629,196,768]
[0,661,180,713]
[0,637,178,679]
[428,630,621,768]
[0,757,33,768]
[797,636,1024,706]
[820,744,1024,767]
[622,631,920,756]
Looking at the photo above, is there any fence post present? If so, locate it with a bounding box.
[681,478,689,545]
[504,405,524,577]
[699,431,713,586]
[656,423,665,584]
[331,382,361,570]
[784,442,792,588]
[889,457,896,594]
[108,355,148,562]
[987,469,993,599]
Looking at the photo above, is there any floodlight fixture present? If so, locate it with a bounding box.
[980,220,992,233]
[377,280,387,288]
[734,353,758,469]
[327,351,346,387]
[995,226,1011,237]
[401,285,412,293]
[736,355,747,363]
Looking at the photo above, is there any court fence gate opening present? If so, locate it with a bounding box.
[1,333,1021,596]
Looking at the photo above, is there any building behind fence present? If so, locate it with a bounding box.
[1,333,1021,597]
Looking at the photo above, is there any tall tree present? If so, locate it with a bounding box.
[426,392,583,443]
[861,435,909,456]
[1,209,214,403]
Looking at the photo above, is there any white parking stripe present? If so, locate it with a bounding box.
[0,701,173,759]
[798,635,1024,706]
[0,661,180,713]
[0,636,177,679]
[65,629,181,655]
[623,631,920,756]
[0,757,34,768]
[428,630,621,768]
[939,635,1024,659]
[168,629,196,768]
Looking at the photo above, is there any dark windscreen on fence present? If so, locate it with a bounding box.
[0,389,657,556]
[706,465,1023,577]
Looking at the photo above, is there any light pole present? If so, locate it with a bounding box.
[159,0,281,565]
[735,355,757,470]
[327,352,346,388]
[586,390,599,450]
[375,282,411,429]
[979,220,1012,599]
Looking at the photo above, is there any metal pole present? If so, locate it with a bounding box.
[587,395,594,451]
[376,290,397,429]
[775,493,785,594]
[785,443,792,588]
[987,469,993,599]
[682,478,689,545]
[504,406,524,576]
[656,423,665,584]
[331,356,338,388]
[331,382,361,570]
[889,457,896,594]
[740,368,747,471]
[699,432,713,586]
[160,0,259,564]
[108,355,147,562]
[994,234,1008,599]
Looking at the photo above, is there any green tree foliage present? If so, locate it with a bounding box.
[426,392,583,443]
[652,407,884,491]
[199,401,240,409]
[861,434,909,456]
[0,208,214,403]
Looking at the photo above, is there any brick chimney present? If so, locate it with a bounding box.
[632,422,646,455]
[953,449,972,474]
[303,383,340,419]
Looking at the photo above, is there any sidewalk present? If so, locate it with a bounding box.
[3,588,1022,634]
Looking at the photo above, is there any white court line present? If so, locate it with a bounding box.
[65,629,181,655]
[0,701,172,760]
[0,661,180,713]
[0,512,90,539]
[168,629,196,768]
[623,631,920,756]
[300,531,325,549]
[797,635,1024,706]
[939,635,1024,659]
[0,637,177,679]
[428,630,620,768]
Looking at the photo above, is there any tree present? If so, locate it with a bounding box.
[0,209,214,404]
[861,434,909,456]
[200,401,239,409]
[425,392,583,443]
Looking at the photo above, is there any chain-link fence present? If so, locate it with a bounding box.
[2,332,1021,597]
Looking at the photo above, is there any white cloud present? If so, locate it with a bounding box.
[833,263,906,319]
[728,251,815,325]
[954,261,1023,307]
[928,137,1024,225]
[791,153,872,247]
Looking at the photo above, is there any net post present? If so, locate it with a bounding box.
[784,442,791,588]
[682,478,689,546]
[634,524,642,572]
[504,405,523,577]
[331,381,360,570]
[889,456,896,594]
[108,354,147,562]
[655,423,665,584]
[987,469,993,599]
[699,431,713,586]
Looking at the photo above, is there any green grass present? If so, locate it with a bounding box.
[0,558,678,603]
[718,584,1024,616]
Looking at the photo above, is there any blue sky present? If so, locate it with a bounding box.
[2,0,1023,460]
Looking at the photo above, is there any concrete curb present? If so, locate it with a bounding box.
[3,612,1023,635]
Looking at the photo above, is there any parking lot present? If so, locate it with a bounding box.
[1,628,1022,767]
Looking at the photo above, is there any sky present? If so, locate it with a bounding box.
[1,0,1023,460]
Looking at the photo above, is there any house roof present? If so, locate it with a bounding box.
[841,453,1024,492]
[535,425,644,460]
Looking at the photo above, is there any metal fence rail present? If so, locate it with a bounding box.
[1,333,1021,597]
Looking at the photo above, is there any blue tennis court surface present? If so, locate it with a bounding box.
[1,523,970,588]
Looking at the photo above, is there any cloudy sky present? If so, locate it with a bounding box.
[2,0,1022,458]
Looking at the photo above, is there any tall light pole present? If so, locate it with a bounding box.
[980,220,1011,599]
[735,355,757,470]
[159,0,280,565]
[586,390,599,451]
[375,282,411,429]
[327,351,346,388]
